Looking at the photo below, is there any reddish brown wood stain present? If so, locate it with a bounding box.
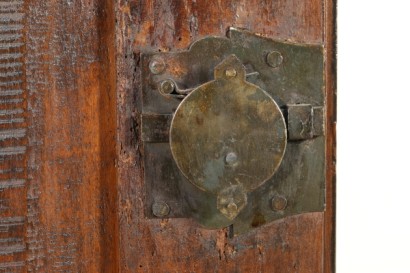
[117,0,334,273]
[130,0,323,51]
[131,214,323,272]
[0,0,335,272]
[0,0,118,272]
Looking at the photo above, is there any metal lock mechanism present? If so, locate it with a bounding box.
[170,55,287,220]
[140,28,325,235]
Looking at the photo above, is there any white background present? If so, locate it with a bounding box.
[337,1,410,272]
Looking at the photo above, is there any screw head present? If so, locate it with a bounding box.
[225,68,237,78]
[271,195,287,211]
[216,185,247,220]
[152,201,170,217]
[226,202,238,214]
[149,58,166,74]
[225,152,238,165]
[266,51,283,68]
[159,80,175,94]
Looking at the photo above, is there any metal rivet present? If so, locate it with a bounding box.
[266,51,283,68]
[226,202,238,214]
[149,58,166,74]
[225,68,237,78]
[159,80,175,94]
[271,195,287,211]
[152,201,170,217]
[225,152,238,165]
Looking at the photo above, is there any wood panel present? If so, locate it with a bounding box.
[26,1,118,271]
[0,0,28,271]
[116,0,335,273]
[0,0,336,272]
[0,0,118,272]
[324,0,337,272]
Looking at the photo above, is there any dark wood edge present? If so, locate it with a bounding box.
[324,0,337,272]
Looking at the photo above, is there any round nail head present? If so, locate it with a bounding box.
[225,68,237,78]
[227,202,238,214]
[149,58,166,74]
[160,80,175,94]
[271,195,287,211]
[266,51,283,68]
[152,201,170,217]
[225,152,238,165]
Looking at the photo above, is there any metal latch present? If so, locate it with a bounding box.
[140,28,325,235]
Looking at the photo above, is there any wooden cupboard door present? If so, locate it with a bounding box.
[0,0,335,272]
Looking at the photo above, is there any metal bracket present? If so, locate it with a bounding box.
[287,104,324,140]
[139,28,325,235]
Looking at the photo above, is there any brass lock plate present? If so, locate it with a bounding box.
[140,28,325,235]
[170,55,287,219]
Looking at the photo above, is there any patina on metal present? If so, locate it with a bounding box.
[266,51,283,68]
[148,57,166,75]
[216,185,248,220]
[152,201,171,217]
[140,27,325,234]
[287,104,324,140]
[159,79,175,95]
[271,195,288,211]
[170,55,287,219]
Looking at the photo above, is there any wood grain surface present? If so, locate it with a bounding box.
[1,0,118,272]
[116,0,335,273]
[0,0,336,272]
[0,1,27,272]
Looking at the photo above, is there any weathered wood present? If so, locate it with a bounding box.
[26,0,118,271]
[116,0,335,272]
[0,1,28,271]
[324,0,337,272]
[0,0,335,272]
[0,0,118,272]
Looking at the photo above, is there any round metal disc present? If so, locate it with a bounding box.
[170,70,287,194]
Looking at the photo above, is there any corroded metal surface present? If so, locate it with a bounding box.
[1,0,336,271]
[170,56,286,202]
[141,28,325,233]
[118,0,336,271]
[287,104,324,140]
[140,28,324,114]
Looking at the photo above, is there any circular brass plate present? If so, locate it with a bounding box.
[170,72,286,194]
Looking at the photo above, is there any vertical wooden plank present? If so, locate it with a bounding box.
[324,0,337,272]
[0,0,27,271]
[0,0,119,272]
[0,0,335,271]
[116,0,333,272]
